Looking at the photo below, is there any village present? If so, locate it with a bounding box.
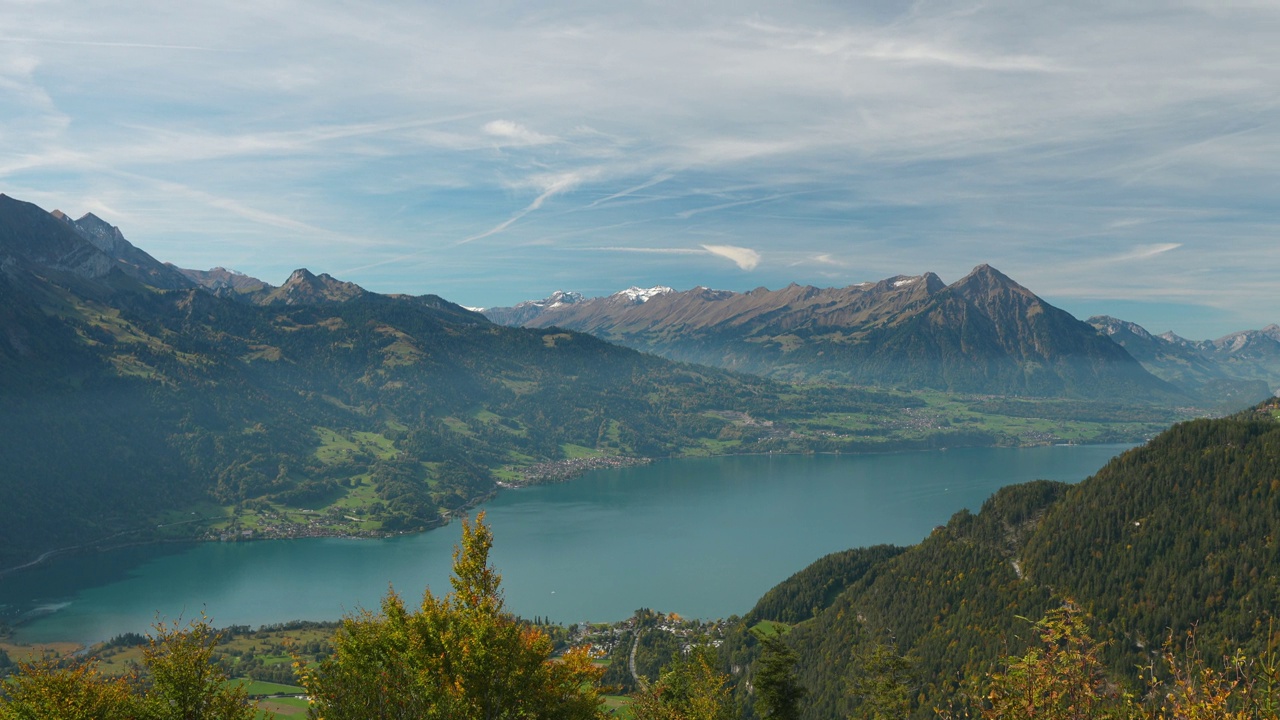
[504,455,652,486]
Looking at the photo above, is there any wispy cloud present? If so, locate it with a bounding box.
[586,244,761,271]
[676,191,815,219]
[587,173,676,208]
[1112,243,1182,262]
[483,119,556,147]
[124,174,385,248]
[3,0,1279,334]
[459,171,589,244]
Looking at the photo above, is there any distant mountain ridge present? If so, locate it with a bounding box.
[173,266,272,296]
[1088,315,1278,405]
[486,266,1182,401]
[480,290,588,326]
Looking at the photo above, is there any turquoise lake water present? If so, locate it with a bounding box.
[0,445,1129,644]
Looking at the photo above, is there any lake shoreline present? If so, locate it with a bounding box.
[3,444,1133,646]
[0,440,1125,580]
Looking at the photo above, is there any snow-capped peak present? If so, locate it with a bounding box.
[893,276,919,288]
[545,290,584,308]
[511,290,585,310]
[614,286,674,303]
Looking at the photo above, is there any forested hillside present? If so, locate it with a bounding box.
[726,398,1280,719]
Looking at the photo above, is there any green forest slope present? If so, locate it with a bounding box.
[727,398,1280,719]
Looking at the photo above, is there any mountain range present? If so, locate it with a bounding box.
[486,276,1277,403]
[1089,314,1279,403]
[0,193,827,569]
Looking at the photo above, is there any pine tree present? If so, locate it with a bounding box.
[753,633,806,720]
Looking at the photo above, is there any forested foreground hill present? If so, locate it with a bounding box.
[724,398,1280,719]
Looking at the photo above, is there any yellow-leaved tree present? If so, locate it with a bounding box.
[0,617,261,720]
[298,512,605,720]
[630,646,733,720]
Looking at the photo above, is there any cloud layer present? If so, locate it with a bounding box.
[1,0,1278,337]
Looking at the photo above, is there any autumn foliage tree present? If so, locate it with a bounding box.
[0,658,138,720]
[0,618,260,720]
[963,602,1279,720]
[140,618,258,720]
[630,646,733,720]
[297,512,605,720]
[974,602,1131,720]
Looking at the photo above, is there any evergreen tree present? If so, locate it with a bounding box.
[753,633,806,720]
[848,640,916,720]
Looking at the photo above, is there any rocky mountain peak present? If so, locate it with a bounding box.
[949,264,1036,303]
[1159,331,1195,346]
[266,268,366,305]
[284,268,319,285]
[173,265,273,297]
[1089,315,1156,341]
[541,290,585,307]
[70,212,130,255]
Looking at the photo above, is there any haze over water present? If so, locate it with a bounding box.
[2,446,1128,644]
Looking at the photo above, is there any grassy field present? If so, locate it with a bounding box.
[313,426,398,463]
[0,640,82,664]
[602,694,635,718]
[749,619,792,638]
[233,679,306,696]
[786,390,1179,448]
[257,695,308,718]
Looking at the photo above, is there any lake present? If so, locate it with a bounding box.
[0,445,1129,644]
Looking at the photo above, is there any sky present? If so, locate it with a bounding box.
[1,1,1278,340]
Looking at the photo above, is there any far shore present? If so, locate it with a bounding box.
[0,438,1136,579]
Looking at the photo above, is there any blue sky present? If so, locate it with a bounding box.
[2,0,1277,339]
